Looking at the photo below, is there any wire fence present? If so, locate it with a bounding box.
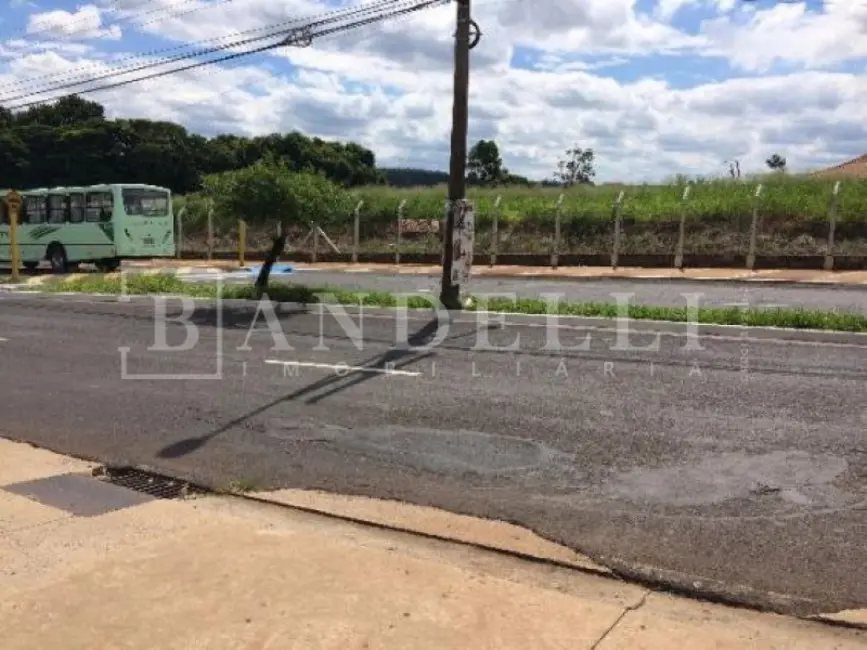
[176,180,867,269]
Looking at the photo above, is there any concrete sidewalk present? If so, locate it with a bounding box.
[125,259,867,285]
[1,437,865,649]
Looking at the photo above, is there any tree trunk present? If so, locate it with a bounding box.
[254,221,288,297]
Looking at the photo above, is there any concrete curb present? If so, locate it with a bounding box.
[45,446,866,623]
[3,290,867,345]
[445,272,867,289]
[120,263,867,288]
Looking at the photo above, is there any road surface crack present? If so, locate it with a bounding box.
[589,590,650,649]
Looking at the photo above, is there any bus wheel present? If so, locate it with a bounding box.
[96,258,120,272]
[22,262,38,272]
[47,245,68,274]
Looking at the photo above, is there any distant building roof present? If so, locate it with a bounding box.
[809,154,867,179]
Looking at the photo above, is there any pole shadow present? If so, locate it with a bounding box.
[155,317,465,459]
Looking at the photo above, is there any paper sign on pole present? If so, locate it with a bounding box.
[450,199,474,286]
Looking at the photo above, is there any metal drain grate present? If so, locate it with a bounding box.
[96,467,209,500]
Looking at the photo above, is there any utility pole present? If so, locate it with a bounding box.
[440,0,474,310]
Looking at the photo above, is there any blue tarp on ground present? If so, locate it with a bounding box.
[240,265,294,274]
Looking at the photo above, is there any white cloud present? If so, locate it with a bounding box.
[697,2,867,72]
[500,0,705,54]
[1,0,866,182]
[26,4,122,40]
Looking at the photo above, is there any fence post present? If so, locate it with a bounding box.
[551,193,564,269]
[441,200,449,267]
[238,219,246,267]
[746,183,763,270]
[396,199,406,266]
[352,200,363,263]
[176,206,185,259]
[611,191,625,269]
[206,205,214,261]
[824,181,841,271]
[490,195,501,267]
[674,185,690,269]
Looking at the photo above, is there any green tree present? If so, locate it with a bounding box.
[766,153,786,172]
[555,145,595,186]
[202,156,353,294]
[14,95,104,127]
[0,94,382,193]
[467,139,505,186]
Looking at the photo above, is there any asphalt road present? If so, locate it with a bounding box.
[2,291,867,616]
[178,267,867,313]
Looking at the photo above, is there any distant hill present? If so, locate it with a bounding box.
[380,168,449,187]
[381,167,543,188]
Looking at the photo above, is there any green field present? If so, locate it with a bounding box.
[176,175,867,257]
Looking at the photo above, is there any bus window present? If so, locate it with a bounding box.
[24,196,45,224]
[122,188,169,217]
[86,192,112,222]
[48,195,66,223]
[69,194,84,223]
[1,200,7,224]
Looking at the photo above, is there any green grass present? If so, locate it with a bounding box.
[175,174,860,227]
[28,271,867,333]
[174,174,867,257]
[225,478,260,494]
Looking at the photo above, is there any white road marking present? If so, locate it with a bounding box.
[264,359,421,376]
[0,337,7,341]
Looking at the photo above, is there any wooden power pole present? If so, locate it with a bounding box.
[440,0,473,310]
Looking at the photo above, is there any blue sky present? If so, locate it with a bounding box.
[0,0,865,181]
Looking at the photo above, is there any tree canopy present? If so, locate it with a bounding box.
[0,94,384,193]
[766,153,787,172]
[1,94,554,195]
[555,145,596,186]
[202,156,354,228]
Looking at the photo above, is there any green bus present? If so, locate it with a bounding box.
[0,183,175,273]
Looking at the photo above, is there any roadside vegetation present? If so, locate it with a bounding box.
[22,272,867,333]
[178,169,865,258]
[4,95,862,259]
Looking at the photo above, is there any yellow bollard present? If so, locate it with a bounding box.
[4,190,22,282]
[238,219,246,267]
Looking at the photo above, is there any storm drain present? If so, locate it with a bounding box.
[96,467,210,500]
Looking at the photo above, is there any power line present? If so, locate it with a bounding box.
[0,0,373,93]
[0,1,238,91]
[5,0,449,111]
[1,0,426,104]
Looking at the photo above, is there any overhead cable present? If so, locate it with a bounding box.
[5,0,449,110]
[1,0,428,103]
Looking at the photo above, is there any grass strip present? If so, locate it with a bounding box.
[25,272,867,333]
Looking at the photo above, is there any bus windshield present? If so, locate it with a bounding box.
[123,188,169,217]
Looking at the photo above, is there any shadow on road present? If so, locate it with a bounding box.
[187,301,312,330]
[155,318,453,460]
